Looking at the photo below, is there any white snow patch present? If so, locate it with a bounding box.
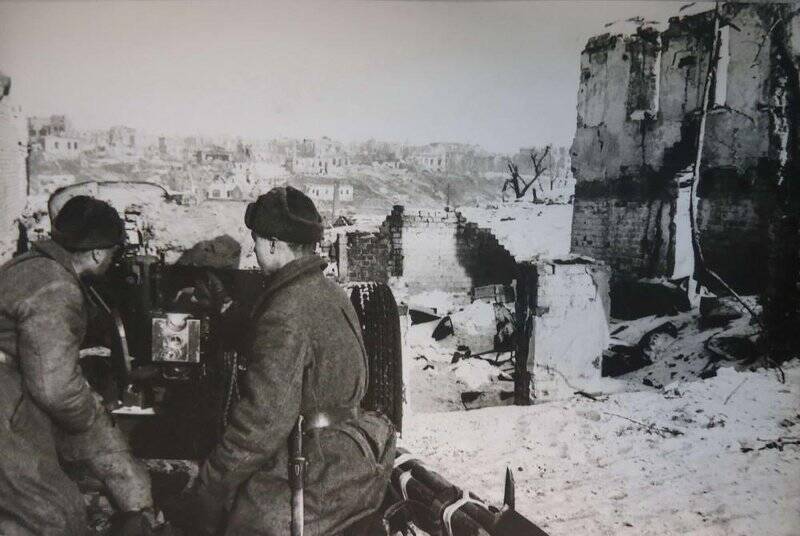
[451,359,499,391]
[406,290,460,316]
[401,360,800,536]
[449,301,497,354]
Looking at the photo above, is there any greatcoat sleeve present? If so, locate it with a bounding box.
[199,308,310,503]
[17,279,99,434]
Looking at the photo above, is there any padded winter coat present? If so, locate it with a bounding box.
[0,240,100,535]
[197,255,396,536]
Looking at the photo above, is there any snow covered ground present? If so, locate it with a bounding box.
[399,299,800,535]
[401,360,800,535]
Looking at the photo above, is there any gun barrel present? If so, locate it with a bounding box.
[391,449,549,536]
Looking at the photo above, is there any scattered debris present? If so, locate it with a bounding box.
[740,437,800,453]
[704,415,726,429]
[461,391,483,405]
[639,322,679,362]
[410,306,441,325]
[610,325,628,336]
[602,411,684,438]
[699,296,744,329]
[642,378,663,389]
[602,322,677,377]
[778,418,796,429]
[705,335,759,365]
[610,279,691,320]
[699,368,717,379]
[432,316,454,340]
[451,345,472,363]
[332,215,354,227]
[602,344,650,377]
[471,284,515,304]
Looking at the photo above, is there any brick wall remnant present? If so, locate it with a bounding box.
[344,231,392,283]
[455,214,518,290]
[335,205,517,297]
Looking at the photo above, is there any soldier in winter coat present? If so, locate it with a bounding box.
[177,186,396,535]
[0,196,156,535]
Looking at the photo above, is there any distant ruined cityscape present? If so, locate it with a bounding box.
[16,111,575,205]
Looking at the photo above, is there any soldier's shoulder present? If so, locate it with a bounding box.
[2,255,79,295]
[268,273,340,312]
[25,255,75,281]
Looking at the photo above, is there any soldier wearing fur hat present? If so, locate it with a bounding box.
[0,196,159,535]
[174,186,396,535]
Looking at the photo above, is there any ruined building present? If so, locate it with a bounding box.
[28,114,80,159]
[570,4,798,304]
[0,73,28,262]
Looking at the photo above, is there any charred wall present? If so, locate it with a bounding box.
[570,4,797,294]
[455,217,518,289]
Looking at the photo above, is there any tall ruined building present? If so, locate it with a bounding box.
[0,73,28,262]
[570,4,799,303]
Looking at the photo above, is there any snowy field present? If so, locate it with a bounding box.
[401,360,800,536]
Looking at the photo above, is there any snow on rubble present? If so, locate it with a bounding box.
[401,360,800,536]
[400,285,799,535]
[403,297,515,414]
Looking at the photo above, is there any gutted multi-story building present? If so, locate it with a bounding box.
[570,3,798,297]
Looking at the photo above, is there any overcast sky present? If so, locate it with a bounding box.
[0,1,697,153]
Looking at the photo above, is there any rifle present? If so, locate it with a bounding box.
[289,415,306,536]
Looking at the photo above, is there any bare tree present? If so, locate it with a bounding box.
[502,145,551,201]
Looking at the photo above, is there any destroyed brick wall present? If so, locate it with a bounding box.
[0,73,28,262]
[343,231,391,283]
[397,208,516,296]
[333,206,402,283]
[455,217,518,289]
[400,209,473,295]
[337,205,516,295]
[570,4,798,293]
[515,257,611,403]
[571,196,673,278]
